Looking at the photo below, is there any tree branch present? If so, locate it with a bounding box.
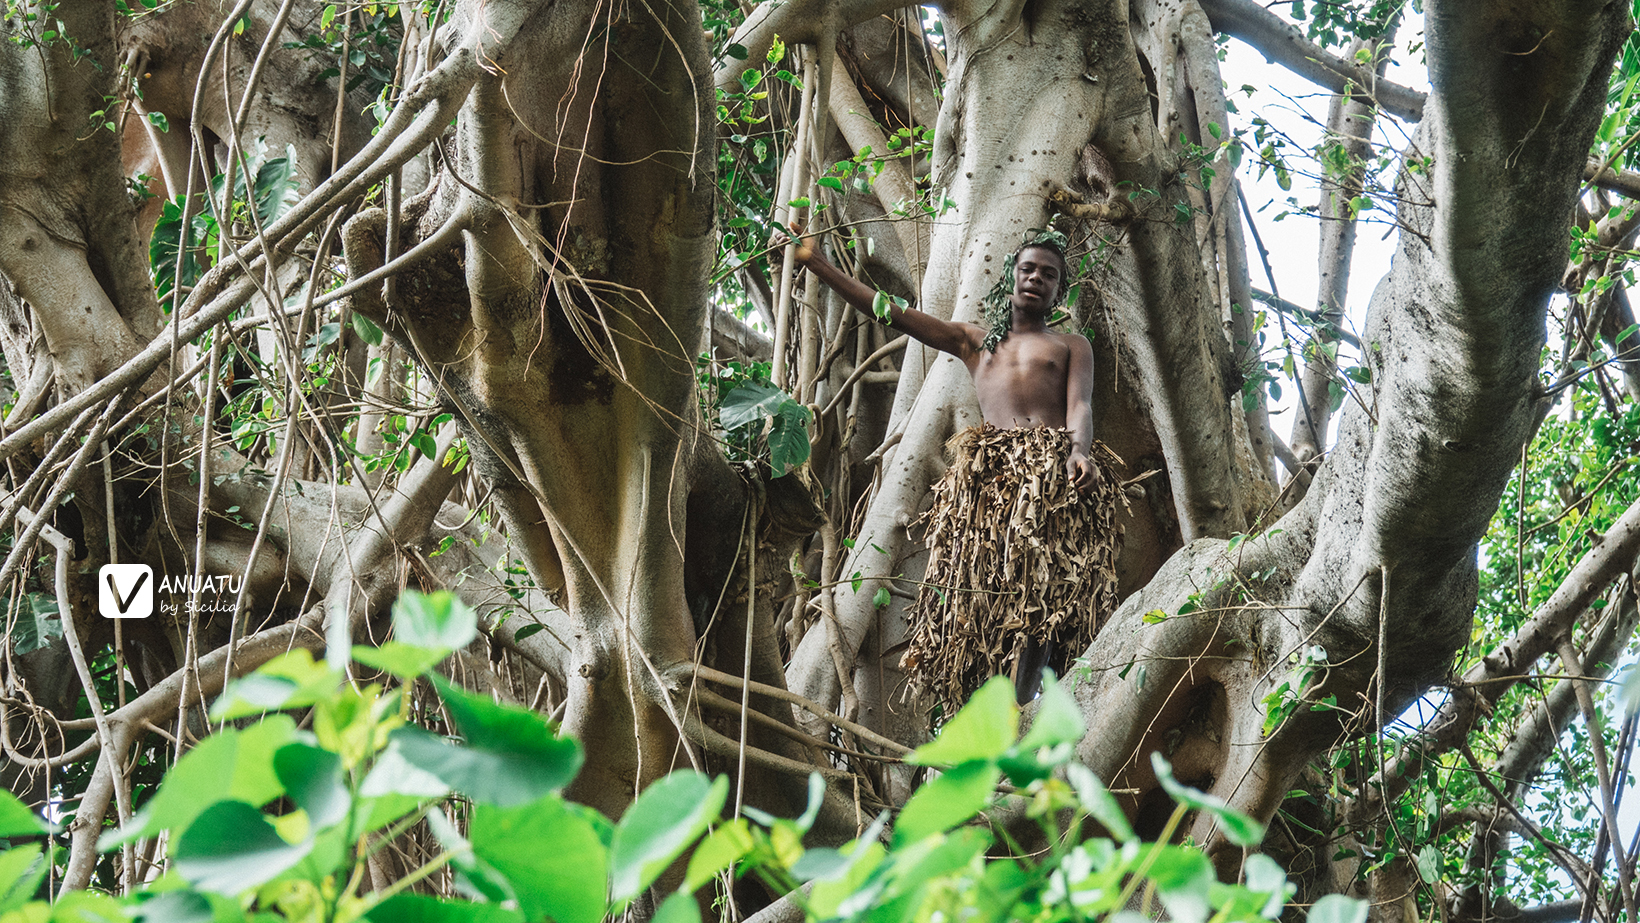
[1197,0,1425,122]
[715,0,914,93]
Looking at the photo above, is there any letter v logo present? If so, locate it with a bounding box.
[99,565,154,619]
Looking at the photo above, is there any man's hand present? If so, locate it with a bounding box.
[1066,451,1095,494]
[769,224,814,263]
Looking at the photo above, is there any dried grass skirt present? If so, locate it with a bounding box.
[901,424,1124,715]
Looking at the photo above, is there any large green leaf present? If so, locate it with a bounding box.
[426,807,517,906]
[44,889,135,922]
[1150,753,1264,846]
[377,677,581,806]
[365,894,524,923]
[211,650,343,721]
[0,847,47,914]
[891,761,998,846]
[608,772,728,905]
[807,840,887,920]
[273,744,351,830]
[650,892,702,923]
[0,791,50,838]
[1145,844,1213,923]
[172,801,313,895]
[129,890,215,923]
[10,594,61,657]
[907,678,1017,767]
[1239,852,1293,918]
[1308,894,1368,923]
[1065,764,1134,842]
[681,820,753,893]
[104,716,297,849]
[352,642,449,680]
[394,591,477,650]
[718,381,790,432]
[879,827,990,905]
[359,734,453,801]
[1016,672,1085,751]
[768,407,811,477]
[469,795,607,923]
[354,592,479,679]
[251,151,300,226]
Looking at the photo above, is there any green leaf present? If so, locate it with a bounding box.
[351,311,384,346]
[0,791,50,838]
[1150,753,1264,846]
[470,795,606,923]
[718,381,790,432]
[791,847,851,882]
[364,894,524,923]
[609,772,728,905]
[412,430,438,458]
[251,153,299,226]
[211,650,342,720]
[1344,365,1371,385]
[105,716,297,848]
[892,760,998,846]
[273,743,351,830]
[1065,763,1135,842]
[682,819,753,893]
[1308,894,1369,923]
[424,807,518,905]
[651,891,701,923]
[1145,845,1213,923]
[0,847,47,914]
[360,734,453,802]
[1242,852,1292,917]
[351,642,449,680]
[394,591,478,652]
[871,290,894,322]
[724,43,748,60]
[818,176,844,191]
[871,587,891,608]
[794,772,826,834]
[43,890,133,922]
[172,801,313,894]
[11,594,61,656]
[881,827,990,902]
[768,411,811,477]
[808,838,887,919]
[1415,844,1440,883]
[377,677,582,806]
[1017,672,1085,751]
[130,889,215,923]
[355,591,479,679]
[907,677,1018,767]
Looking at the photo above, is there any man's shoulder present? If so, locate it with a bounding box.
[1054,328,1093,354]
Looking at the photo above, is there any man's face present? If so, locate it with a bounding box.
[1010,246,1066,314]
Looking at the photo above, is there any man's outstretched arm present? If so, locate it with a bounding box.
[772,227,980,360]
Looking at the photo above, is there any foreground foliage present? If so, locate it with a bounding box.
[0,592,1365,923]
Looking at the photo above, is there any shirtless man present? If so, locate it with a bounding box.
[773,227,1096,491]
[776,226,1109,707]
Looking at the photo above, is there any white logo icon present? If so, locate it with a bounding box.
[99,564,153,619]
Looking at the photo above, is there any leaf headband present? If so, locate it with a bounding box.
[981,227,1071,352]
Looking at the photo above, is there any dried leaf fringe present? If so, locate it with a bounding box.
[901,424,1126,716]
